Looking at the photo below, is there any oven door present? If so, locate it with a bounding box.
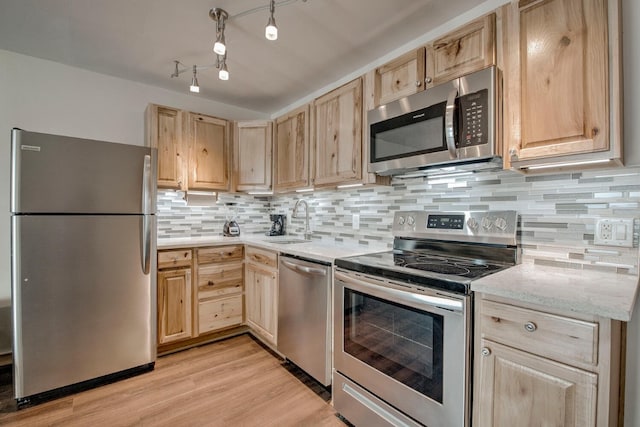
[333,269,471,427]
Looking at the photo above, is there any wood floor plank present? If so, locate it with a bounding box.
[0,335,344,427]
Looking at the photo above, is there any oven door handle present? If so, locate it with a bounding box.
[335,270,464,314]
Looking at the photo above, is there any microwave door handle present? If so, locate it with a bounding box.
[445,87,458,159]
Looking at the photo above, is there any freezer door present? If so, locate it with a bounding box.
[11,215,157,399]
[11,129,157,214]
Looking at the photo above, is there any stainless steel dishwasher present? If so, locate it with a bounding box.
[278,254,332,387]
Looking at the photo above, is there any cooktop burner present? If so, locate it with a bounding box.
[335,210,520,294]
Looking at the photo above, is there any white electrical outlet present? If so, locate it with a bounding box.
[594,218,635,247]
[352,214,360,230]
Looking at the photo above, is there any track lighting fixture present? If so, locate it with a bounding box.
[265,0,278,41]
[210,8,228,56]
[171,0,308,91]
[189,65,200,93]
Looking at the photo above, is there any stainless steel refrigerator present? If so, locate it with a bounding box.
[10,128,157,407]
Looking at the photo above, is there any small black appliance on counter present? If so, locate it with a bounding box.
[223,219,240,236]
[267,214,286,236]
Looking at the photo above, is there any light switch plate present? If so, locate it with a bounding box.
[594,218,635,247]
[352,214,360,230]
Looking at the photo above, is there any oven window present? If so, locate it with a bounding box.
[343,289,444,403]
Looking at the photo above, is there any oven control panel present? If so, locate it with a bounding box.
[393,210,518,246]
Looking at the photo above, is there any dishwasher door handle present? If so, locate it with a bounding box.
[281,259,327,276]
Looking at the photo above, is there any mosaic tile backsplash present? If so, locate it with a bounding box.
[158,166,640,275]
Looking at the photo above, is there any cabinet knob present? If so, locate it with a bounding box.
[207,281,214,286]
[425,76,433,84]
[524,322,537,332]
[415,80,422,87]
[481,347,491,357]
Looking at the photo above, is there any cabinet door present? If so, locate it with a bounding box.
[504,0,611,165]
[374,48,426,106]
[245,263,278,345]
[274,104,311,192]
[157,268,193,344]
[187,113,230,191]
[474,339,597,427]
[313,78,363,187]
[425,14,495,88]
[145,104,185,189]
[234,120,273,191]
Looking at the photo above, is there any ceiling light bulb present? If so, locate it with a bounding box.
[265,0,278,41]
[190,65,200,93]
[219,63,229,81]
[213,33,226,56]
[265,16,278,41]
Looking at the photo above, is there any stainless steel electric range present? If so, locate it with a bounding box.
[333,210,519,427]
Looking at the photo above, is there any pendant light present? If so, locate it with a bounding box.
[210,8,228,56]
[189,65,200,93]
[265,0,278,41]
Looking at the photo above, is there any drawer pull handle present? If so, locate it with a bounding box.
[524,322,537,332]
[481,347,491,357]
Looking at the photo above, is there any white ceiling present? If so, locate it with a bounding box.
[0,0,488,114]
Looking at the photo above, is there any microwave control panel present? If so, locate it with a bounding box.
[457,89,488,148]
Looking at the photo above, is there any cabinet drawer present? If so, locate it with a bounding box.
[198,295,243,334]
[197,245,244,264]
[479,300,598,366]
[158,249,192,269]
[246,246,278,268]
[197,262,243,300]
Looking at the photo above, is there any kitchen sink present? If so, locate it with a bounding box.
[267,239,310,245]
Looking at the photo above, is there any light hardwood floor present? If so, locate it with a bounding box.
[0,334,346,426]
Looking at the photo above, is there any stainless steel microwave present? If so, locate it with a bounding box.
[368,66,501,176]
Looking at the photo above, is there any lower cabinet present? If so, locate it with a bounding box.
[157,245,244,352]
[473,293,622,427]
[245,246,278,346]
[157,267,193,344]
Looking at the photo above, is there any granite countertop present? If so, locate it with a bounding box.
[157,235,388,264]
[471,262,640,321]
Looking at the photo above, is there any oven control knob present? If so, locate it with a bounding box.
[481,216,493,230]
[467,217,479,231]
[407,216,415,226]
[398,216,405,225]
[495,217,508,231]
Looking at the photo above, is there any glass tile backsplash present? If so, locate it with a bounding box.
[158,166,640,275]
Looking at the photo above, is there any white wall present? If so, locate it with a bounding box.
[622,0,640,424]
[0,49,268,353]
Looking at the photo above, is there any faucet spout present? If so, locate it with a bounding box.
[292,199,312,240]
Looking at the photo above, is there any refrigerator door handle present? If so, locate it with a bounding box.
[142,154,152,274]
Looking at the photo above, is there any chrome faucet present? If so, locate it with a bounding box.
[292,199,312,240]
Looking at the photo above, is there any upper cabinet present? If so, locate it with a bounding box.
[234,120,273,192]
[145,104,230,191]
[145,104,186,190]
[186,112,230,191]
[274,104,311,192]
[313,78,363,187]
[374,49,426,107]
[372,14,496,107]
[425,14,495,88]
[502,0,623,171]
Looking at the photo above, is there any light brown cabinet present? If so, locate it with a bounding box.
[502,0,622,171]
[371,14,495,107]
[425,14,495,88]
[145,104,185,189]
[473,294,622,427]
[157,249,193,345]
[195,245,244,335]
[244,246,278,346]
[186,112,230,191]
[234,120,273,192]
[313,78,363,187]
[146,104,230,191]
[274,104,311,192]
